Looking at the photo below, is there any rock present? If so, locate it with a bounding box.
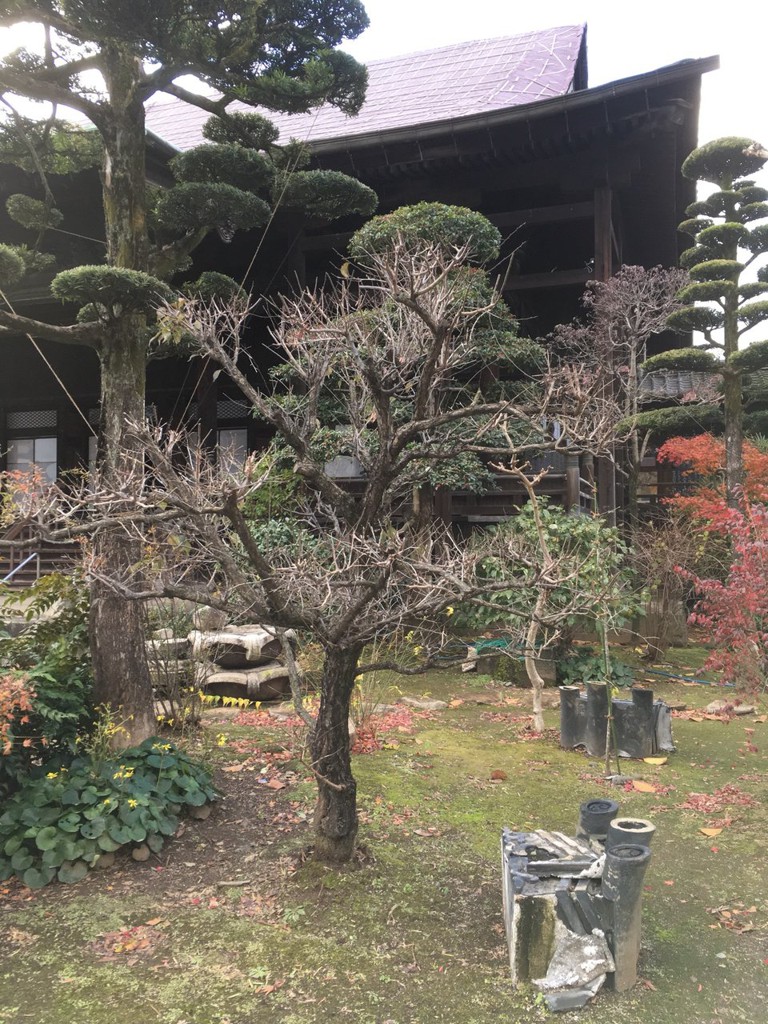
[189,803,212,820]
[533,926,613,1012]
[192,606,229,631]
[131,844,151,862]
[146,636,190,660]
[399,696,448,711]
[267,702,297,720]
[203,664,291,701]
[95,852,115,870]
[705,699,731,714]
[606,774,634,787]
[733,704,756,716]
[190,626,295,668]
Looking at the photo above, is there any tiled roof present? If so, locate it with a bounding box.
[146,24,586,152]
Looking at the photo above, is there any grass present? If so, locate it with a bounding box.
[1,647,767,1024]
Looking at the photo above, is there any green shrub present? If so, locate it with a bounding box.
[0,738,217,888]
[348,202,501,266]
[558,646,635,688]
[0,573,94,795]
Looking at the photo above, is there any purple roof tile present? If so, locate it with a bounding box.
[146,24,586,152]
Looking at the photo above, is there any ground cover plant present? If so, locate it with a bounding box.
[1,643,766,1024]
[0,736,217,889]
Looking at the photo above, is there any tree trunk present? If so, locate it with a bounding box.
[721,190,744,509]
[525,593,547,733]
[88,48,154,748]
[311,644,363,863]
[722,366,744,509]
[89,319,155,747]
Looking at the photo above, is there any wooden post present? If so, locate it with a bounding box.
[594,185,617,522]
[195,358,218,457]
[594,185,614,282]
[565,452,581,512]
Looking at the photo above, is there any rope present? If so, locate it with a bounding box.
[0,287,96,436]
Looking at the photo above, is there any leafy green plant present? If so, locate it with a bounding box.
[558,646,635,688]
[145,598,205,734]
[0,573,94,794]
[0,737,217,888]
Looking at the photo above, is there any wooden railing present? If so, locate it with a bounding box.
[0,521,78,589]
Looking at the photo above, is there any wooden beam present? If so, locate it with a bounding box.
[493,201,594,229]
[301,202,595,255]
[503,268,593,291]
[594,185,614,282]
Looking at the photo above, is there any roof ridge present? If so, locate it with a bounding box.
[355,23,586,67]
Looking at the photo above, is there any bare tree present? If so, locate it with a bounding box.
[22,227,620,863]
[552,266,688,530]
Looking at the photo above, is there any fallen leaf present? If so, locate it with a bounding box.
[700,827,723,838]
[448,699,464,707]
[754,715,767,723]
[632,780,657,793]
[490,769,508,781]
[222,763,245,773]
[643,757,668,766]
[640,978,658,991]
[663,880,675,886]
[266,779,286,790]
[145,917,163,927]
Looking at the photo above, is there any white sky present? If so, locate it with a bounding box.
[345,0,766,145]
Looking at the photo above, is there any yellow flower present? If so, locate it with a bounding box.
[216,734,226,747]
[413,646,422,656]
[127,798,138,809]
[445,606,455,617]
[46,771,58,779]
[103,797,112,806]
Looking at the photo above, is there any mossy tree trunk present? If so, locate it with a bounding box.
[311,644,363,863]
[88,48,155,747]
[721,186,744,508]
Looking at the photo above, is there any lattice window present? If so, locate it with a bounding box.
[6,409,57,431]
[217,397,250,420]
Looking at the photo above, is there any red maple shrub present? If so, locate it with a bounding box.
[658,434,768,689]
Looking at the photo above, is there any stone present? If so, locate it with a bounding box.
[733,704,756,716]
[146,636,190,659]
[190,625,295,668]
[705,699,731,714]
[189,803,212,820]
[202,664,291,701]
[131,844,151,862]
[399,696,448,711]
[191,606,229,631]
[541,975,605,1012]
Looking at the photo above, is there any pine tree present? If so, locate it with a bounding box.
[667,137,768,506]
[0,2,376,745]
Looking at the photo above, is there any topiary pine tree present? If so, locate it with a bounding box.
[0,2,376,746]
[666,137,768,506]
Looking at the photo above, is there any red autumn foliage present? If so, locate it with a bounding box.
[679,784,758,814]
[657,434,768,690]
[658,434,768,529]
[683,503,768,690]
[0,673,34,756]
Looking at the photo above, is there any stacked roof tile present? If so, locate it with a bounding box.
[146,24,586,152]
